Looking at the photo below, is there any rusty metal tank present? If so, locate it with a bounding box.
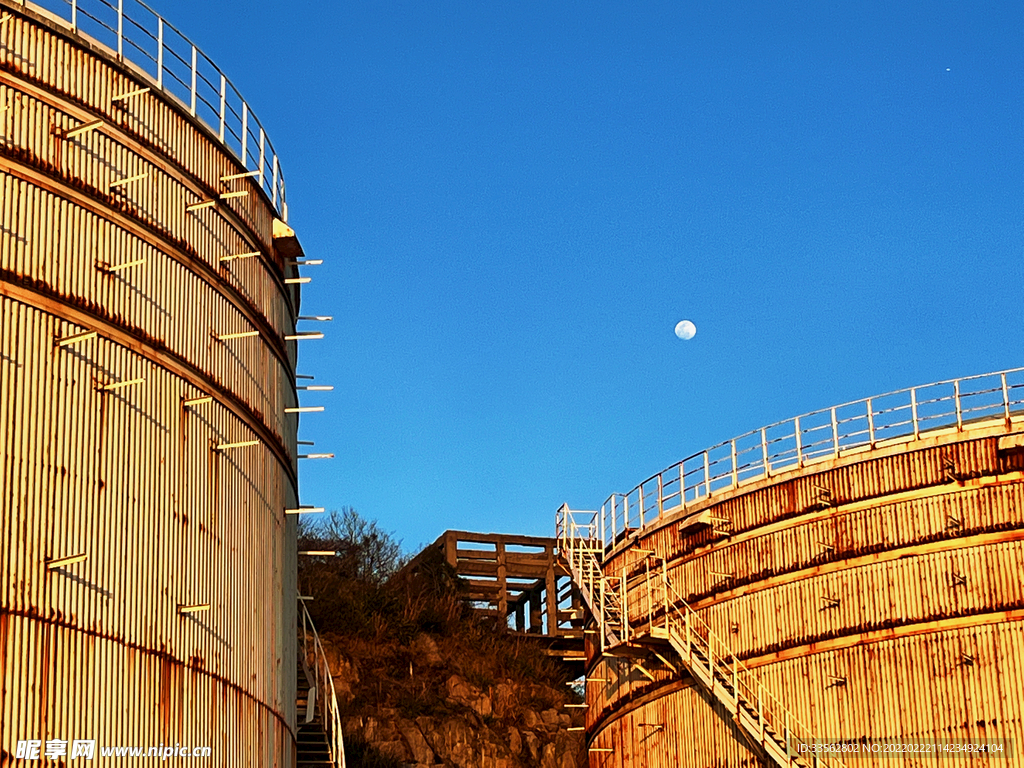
[560,369,1024,767]
[0,1,308,764]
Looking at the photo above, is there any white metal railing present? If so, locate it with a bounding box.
[598,367,1024,549]
[555,505,624,650]
[557,506,844,768]
[299,599,346,768]
[13,0,288,220]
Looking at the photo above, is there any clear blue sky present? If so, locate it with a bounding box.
[173,0,1022,551]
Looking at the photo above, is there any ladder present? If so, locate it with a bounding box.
[556,505,844,768]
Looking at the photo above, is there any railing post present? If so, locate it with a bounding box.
[866,397,875,447]
[661,558,669,630]
[117,0,123,60]
[703,451,711,498]
[190,45,197,116]
[911,387,920,439]
[156,18,164,88]
[71,0,77,31]
[258,129,266,187]
[1003,372,1011,427]
[679,463,687,509]
[638,487,644,529]
[219,74,226,142]
[794,416,803,465]
[732,654,738,708]
[685,610,691,657]
[954,379,963,432]
[830,407,839,457]
[272,154,279,208]
[620,568,628,641]
[241,102,249,166]
[599,501,606,551]
[645,557,652,629]
[657,474,663,516]
[761,427,769,477]
[731,439,738,487]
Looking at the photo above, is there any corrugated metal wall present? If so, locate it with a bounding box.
[1,6,299,765]
[586,429,1024,767]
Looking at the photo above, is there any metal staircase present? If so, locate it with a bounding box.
[298,600,347,768]
[556,505,844,768]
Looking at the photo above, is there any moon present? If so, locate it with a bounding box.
[674,320,697,341]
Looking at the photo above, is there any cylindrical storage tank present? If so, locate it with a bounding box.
[574,370,1024,767]
[0,2,304,764]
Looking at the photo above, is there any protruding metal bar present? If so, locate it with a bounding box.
[216,440,260,451]
[183,396,213,407]
[298,316,333,321]
[299,550,337,556]
[65,119,103,139]
[108,171,149,190]
[286,507,326,515]
[56,330,97,347]
[285,407,325,414]
[296,374,315,380]
[47,553,88,570]
[289,260,323,266]
[220,170,259,182]
[100,377,144,391]
[297,440,315,445]
[284,277,311,285]
[298,453,335,459]
[297,385,334,391]
[178,604,210,614]
[219,251,260,263]
[112,86,150,103]
[285,332,324,341]
[186,199,216,212]
[219,190,248,200]
[100,257,146,273]
[216,330,259,341]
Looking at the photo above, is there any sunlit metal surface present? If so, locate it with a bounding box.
[559,372,1024,766]
[1,4,301,764]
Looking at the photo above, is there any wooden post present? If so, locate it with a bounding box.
[443,532,457,569]
[529,590,542,634]
[496,540,507,631]
[545,544,557,636]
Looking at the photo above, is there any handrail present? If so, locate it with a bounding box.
[299,599,346,768]
[12,0,289,220]
[599,367,1024,549]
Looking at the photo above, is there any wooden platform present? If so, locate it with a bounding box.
[397,531,587,671]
